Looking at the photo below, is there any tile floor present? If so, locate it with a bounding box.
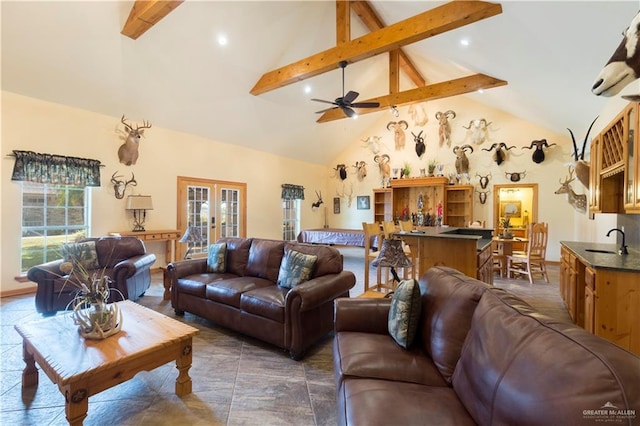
[0,247,568,425]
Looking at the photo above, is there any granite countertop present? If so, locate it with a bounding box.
[396,227,493,252]
[561,241,640,272]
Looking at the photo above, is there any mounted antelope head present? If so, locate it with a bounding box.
[463,118,492,145]
[118,115,152,166]
[352,161,367,180]
[592,11,640,97]
[110,171,137,199]
[311,191,323,210]
[412,131,425,158]
[554,166,587,213]
[482,142,515,165]
[567,116,598,188]
[333,164,348,180]
[435,110,456,147]
[387,120,408,150]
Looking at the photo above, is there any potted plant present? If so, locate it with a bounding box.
[500,216,513,238]
[402,162,411,178]
[427,159,438,176]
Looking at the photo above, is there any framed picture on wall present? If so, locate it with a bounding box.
[500,200,522,218]
[333,197,340,214]
[357,196,370,210]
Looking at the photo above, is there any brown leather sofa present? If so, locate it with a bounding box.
[28,236,156,316]
[168,237,356,359]
[334,266,640,425]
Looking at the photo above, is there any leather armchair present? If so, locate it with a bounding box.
[27,236,156,315]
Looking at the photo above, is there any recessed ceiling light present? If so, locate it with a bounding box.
[477,89,484,94]
[217,34,228,46]
[460,38,470,47]
[304,85,312,94]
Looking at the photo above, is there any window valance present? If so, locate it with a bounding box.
[10,150,102,187]
[281,184,305,200]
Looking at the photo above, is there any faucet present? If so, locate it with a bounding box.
[606,228,628,255]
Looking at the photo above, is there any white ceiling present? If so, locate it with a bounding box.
[2,1,638,165]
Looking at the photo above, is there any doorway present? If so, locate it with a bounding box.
[493,183,538,235]
[177,177,247,259]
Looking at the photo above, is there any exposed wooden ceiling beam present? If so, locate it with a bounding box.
[250,1,502,96]
[316,74,507,123]
[336,1,351,45]
[389,50,400,94]
[121,0,184,40]
[350,0,425,88]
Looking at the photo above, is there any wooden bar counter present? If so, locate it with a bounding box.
[396,227,494,284]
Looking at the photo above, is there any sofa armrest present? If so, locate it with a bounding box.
[27,259,65,283]
[167,258,208,278]
[287,271,356,311]
[112,253,157,278]
[334,297,391,334]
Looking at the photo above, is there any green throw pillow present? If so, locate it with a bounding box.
[388,279,422,349]
[61,241,100,272]
[277,250,317,289]
[206,243,227,273]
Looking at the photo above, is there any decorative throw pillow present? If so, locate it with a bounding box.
[206,242,227,273]
[61,241,100,272]
[388,279,422,349]
[277,250,318,289]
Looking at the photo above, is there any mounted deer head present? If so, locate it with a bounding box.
[475,187,490,205]
[476,172,491,189]
[118,115,152,166]
[554,166,587,213]
[110,171,137,199]
[592,11,640,97]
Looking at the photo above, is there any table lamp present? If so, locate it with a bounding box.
[125,195,153,232]
[179,226,204,259]
[372,238,413,284]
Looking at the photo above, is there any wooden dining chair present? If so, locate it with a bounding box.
[506,222,549,284]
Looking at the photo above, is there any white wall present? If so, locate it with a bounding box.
[1,91,327,293]
[326,94,583,262]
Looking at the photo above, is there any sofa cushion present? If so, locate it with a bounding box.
[388,279,421,349]
[338,379,476,426]
[240,286,287,323]
[206,242,227,273]
[246,239,285,282]
[419,266,492,383]
[452,288,640,425]
[205,276,273,308]
[285,242,343,277]
[277,250,317,288]
[62,241,99,271]
[217,237,252,276]
[333,331,447,387]
[176,272,237,298]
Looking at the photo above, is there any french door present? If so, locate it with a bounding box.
[177,177,246,258]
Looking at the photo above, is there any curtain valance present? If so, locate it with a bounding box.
[10,150,102,186]
[281,184,305,200]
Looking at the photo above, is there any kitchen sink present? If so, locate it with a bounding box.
[585,249,617,254]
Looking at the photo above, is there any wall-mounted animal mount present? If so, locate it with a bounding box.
[463,118,492,145]
[361,136,383,154]
[334,164,348,180]
[118,115,152,166]
[110,171,137,199]
[554,166,587,213]
[352,161,367,180]
[387,120,408,150]
[311,191,323,210]
[482,142,515,165]
[408,102,428,126]
[522,139,557,164]
[475,187,490,205]
[373,154,391,187]
[435,110,456,147]
[505,171,526,182]
[592,11,640,98]
[453,145,474,175]
[476,172,491,189]
[412,131,425,158]
[336,183,354,208]
[567,116,598,188]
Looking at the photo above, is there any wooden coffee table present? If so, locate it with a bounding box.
[14,300,199,425]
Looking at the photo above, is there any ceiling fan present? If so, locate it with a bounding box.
[311,61,380,118]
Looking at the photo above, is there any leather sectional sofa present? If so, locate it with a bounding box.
[333,266,640,425]
[168,237,355,359]
[28,236,156,315]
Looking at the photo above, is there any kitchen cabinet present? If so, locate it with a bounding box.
[584,267,596,334]
[559,245,584,326]
[445,185,473,227]
[624,103,640,212]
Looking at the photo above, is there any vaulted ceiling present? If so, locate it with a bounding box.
[2,1,637,165]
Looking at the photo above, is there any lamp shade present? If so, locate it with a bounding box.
[372,238,412,268]
[126,195,153,210]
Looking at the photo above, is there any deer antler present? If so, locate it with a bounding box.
[560,166,576,185]
[120,115,133,132]
[136,120,152,130]
[126,173,137,186]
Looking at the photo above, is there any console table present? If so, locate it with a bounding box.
[112,229,180,263]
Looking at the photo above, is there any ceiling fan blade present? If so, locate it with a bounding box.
[311,98,336,105]
[341,106,357,118]
[343,91,359,104]
[351,102,381,108]
[315,106,338,114]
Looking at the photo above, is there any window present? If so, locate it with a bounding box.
[282,199,300,241]
[21,183,90,272]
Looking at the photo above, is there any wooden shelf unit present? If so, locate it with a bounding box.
[445,185,473,227]
[373,188,392,223]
